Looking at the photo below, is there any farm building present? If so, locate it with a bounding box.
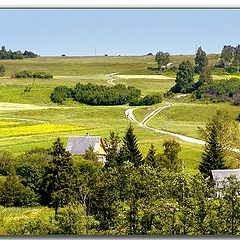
[211,169,240,198]
[66,136,107,163]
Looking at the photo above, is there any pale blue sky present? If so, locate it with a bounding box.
[0,9,240,56]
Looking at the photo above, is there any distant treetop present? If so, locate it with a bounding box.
[0,46,38,60]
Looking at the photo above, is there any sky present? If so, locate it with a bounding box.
[0,9,240,56]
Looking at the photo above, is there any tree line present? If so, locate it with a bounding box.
[50,83,162,106]
[0,110,240,235]
[0,46,38,60]
[157,45,240,105]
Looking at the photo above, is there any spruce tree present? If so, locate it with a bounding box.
[145,144,157,168]
[84,145,98,161]
[194,66,212,90]
[120,124,142,167]
[194,47,208,74]
[171,60,194,93]
[199,123,227,179]
[105,131,121,168]
[42,137,75,218]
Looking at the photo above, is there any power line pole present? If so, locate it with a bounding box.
[95,46,97,56]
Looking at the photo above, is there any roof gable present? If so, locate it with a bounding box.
[66,136,104,155]
[212,169,240,182]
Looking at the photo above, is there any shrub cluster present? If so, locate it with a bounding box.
[14,70,53,79]
[50,83,163,106]
[194,78,240,104]
[129,93,162,106]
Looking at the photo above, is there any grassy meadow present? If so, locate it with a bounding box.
[1,54,240,234]
[0,54,239,174]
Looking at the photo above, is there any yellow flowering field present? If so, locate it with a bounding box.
[0,124,84,138]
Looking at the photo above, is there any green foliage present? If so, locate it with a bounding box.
[0,151,14,176]
[120,124,143,167]
[171,61,194,93]
[15,70,52,79]
[220,45,234,67]
[50,85,72,104]
[233,44,240,72]
[162,139,181,171]
[51,83,141,105]
[84,145,98,161]
[33,72,53,79]
[194,66,213,90]
[0,46,38,60]
[155,51,170,70]
[145,144,157,167]
[15,148,51,202]
[41,138,76,218]
[225,66,238,74]
[105,131,121,168]
[15,70,33,78]
[194,47,208,74]
[194,78,240,101]
[129,93,162,106]
[198,111,230,178]
[0,172,25,207]
[73,83,141,106]
[0,64,5,77]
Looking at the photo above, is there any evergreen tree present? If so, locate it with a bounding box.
[0,170,25,207]
[120,124,142,167]
[42,138,75,218]
[84,145,98,161]
[105,131,121,168]
[199,122,227,179]
[194,47,208,74]
[194,66,213,90]
[171,61,194,93]
[145,144,157,167]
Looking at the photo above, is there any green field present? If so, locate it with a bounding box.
[0,55,239,174]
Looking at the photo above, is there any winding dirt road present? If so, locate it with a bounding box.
[125,103,240,153]
[105,73,119,85]
[105,72,240,153]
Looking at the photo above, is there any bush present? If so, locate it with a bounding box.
[50,85,73,104]
[51,83,142,105]
[0,64,5,77]
[194,78,240,101]
[140,94,162,105]
[225,66,238,74]
[15,70,33,78]
[129,94,162,106]
[15,70,53,79]
[33,72,53,79]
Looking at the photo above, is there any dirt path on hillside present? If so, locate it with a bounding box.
[125,103,240,153]
[105,73,119,85]
[106,73,174,86]
[0,102,74,111]
[0,117,49,124]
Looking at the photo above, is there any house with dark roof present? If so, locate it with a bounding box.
[211,169,240,197]
[66,136,107,163]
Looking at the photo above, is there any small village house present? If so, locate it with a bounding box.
[211,169,240,198]
[66,136,107,163]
